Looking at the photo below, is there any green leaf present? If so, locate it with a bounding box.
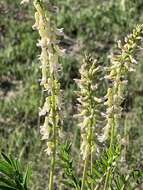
[92,168,101,178]
[1,153,12,166]
[9,158,19,172]
[0,161,14,178]
[0,177,16,188]
[0,153,30,190]
[61,180,75,188]
[0,185,17,190]
[23,166,31,189]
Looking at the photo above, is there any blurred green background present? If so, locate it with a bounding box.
[1,0,143,189]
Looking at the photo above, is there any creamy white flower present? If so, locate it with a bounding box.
[37,39,47,48]
[45,142,54,155]
[55,28,64,36]
[40,117,51,140]
[39,100,50,116]
[20,0,29,5]
[98,126,109,142]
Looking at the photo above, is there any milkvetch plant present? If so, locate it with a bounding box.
[102,24,143,146]
[74,25,143,190]
[18,0,143,189]
[33,0,64,189]
[101,24,143,190]
[75,55,103,190]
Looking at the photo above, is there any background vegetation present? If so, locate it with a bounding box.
[1,0,143,189]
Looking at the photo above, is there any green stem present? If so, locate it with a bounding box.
[81,132,93,190]
[90,150,94,190]
[103,169,110,190]
[109,119,115,149]
[81,156,88,190]
[49,78,57,190]
[48,121,56,190]
[104,118,115,190]
[90,117,94,189]
[81,123,93,190]
[49,149,56,190]
[59,176,63,190]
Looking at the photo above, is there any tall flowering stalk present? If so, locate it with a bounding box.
[75,55,102,190]
[98,24,143,190]
[33,0,64,189]
[102,24,143,148]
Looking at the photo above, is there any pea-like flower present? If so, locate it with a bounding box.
[75,55,103,189]
[33,1,64,189]
[101,24,143,143]
[20,0,30,5]
[33,0,64,156]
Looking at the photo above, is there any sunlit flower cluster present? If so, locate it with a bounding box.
[102,24,143,142]
[33,0,64,155]
[75,55,102,160]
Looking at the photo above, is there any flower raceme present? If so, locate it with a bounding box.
[75,55,103,190]
[101,24,143,143]
[33,0,64,189]
[75,55,102,161]
[33,0,64,155]
[21,0,143,188]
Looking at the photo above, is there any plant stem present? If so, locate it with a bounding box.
[48,125,56,190]
[103,169,110,190]
[103,118,115,190]
[90,149,93,189]
[90,114,94,190]
[49,80,57,190]
[49,149,56,190]
[81,111,94,190]
[81,156,88,190]
[109,118,115,149]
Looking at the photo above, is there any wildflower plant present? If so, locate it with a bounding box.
[19,0,143,189]
[99,25,143,190]
[33,0,64,189]
[102,24,143,147]
[75,55,103,190]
